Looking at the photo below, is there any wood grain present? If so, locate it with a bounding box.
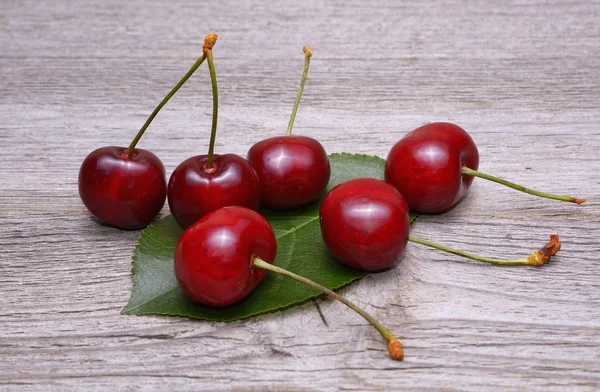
[1,0,599,390]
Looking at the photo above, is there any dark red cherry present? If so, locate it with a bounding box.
[168,154,261,229]
[78,146,166,230]
[385,122,479,213]
[247,46,330,210]
[168,34,261,229]
[386,122,585,210]
[174,206,276,307]
[319,178,410,271]
[247,135,330,209]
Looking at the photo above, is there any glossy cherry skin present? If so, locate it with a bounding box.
[247,136,331,210]
[319,178,410,271]
[78,146,167,229]
[385,122,479,213]
[168,154,261,229]
[174,206,277,307]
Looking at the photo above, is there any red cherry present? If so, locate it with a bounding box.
[168,154,261,229]
[319,178,410,271]
[78,147,166,229]
[247,135,330,209]
[317,176,560,270]
[248,46,330,210]
[385,122,479,214]
[78,34,216,229]
[385,122,585,213]
[167,35,260,229]
[174,206,276,307]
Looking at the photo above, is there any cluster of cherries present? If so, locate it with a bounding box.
[78,34,584,361]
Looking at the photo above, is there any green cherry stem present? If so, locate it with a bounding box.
[203,34,219,169]
[125,46,211,155]
[462,167,585,204]
[286,46,313,136]
[408,234,561,267]
[252,257,404,361]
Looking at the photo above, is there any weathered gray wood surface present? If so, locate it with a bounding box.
[1,0,599,390]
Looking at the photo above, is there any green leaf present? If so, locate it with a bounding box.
[122,153,417,321]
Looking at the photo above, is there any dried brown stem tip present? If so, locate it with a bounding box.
[387,337,404,361]
[203,33,218,52]
[527,234,561,266]
[303,46,313,57]
[572,198,586,204]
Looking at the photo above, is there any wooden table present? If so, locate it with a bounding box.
[1,0,598,390]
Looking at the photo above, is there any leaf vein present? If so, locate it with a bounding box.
[275,217,318,240]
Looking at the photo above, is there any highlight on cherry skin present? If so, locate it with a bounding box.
[319,178,411,271]
[167,34,261,229]
[78,34,215,229]
[247,46,331,210]
[174,206,404,360]
[385,122,585,214]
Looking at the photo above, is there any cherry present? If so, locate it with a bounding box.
[168,35,260,229]
[175,206,404,360]
[175,206,276,307]
[247,47,331,210]
[320,178,561,268]
[168,154,261,229]
[79,148,166,229]
[78,35,213,229]
[319,178,410,271]
[385,122,585,214]
[385,122,478,214]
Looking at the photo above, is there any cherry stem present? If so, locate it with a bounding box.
[252,257,404,361]
[203,34,219,168]
[462,167,585,204]
[408,234,561,267]
[286,46,313,136]
[125,53,208,155]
